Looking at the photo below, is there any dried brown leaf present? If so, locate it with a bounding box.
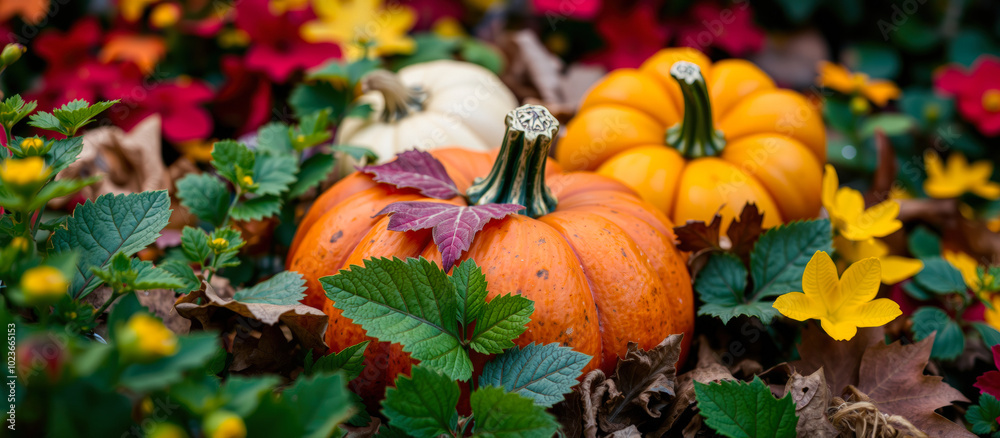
[784,369,836,438]
[726,203,765,263]
[674,215,723,253]
[856,334,973,437]
[792,323,883,397]
[654,338,735,436]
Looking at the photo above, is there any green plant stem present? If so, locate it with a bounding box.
[222,186,243,228]
[664,61,726,159]
[93,290,124,322]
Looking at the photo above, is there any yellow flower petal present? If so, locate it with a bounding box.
[841,200,901,241]
[863,80,901,107]
[879,256,923,285]
[803,251,841,308]
[943,250,980,290]
[820,318,858,341]
[817,61,856,95]
[822,164,838,212]
[772,292,821,322]
[842,298,901,327]
[838,257,882,306]
[924,151,1000,199]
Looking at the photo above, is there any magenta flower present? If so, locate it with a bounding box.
[235,0,340,82]
[108,77,215,143]
[212,55,273,137]
[583,1,670,70]
[674,2,764,57]
[532,0,601,20]
[935,56,1000,136]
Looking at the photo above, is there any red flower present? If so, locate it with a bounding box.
[674,2,764,57]
[401,0,463,30]
[108,77,214,143]
[212,55,273,136]
[583,1,669,70]
[532,0,600,20]
[235,0,340,82]
[976,345,1000,399]
[935,56,1000,136]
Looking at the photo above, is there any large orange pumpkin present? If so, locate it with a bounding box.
[557,48,826,229]
[288,105,693,402]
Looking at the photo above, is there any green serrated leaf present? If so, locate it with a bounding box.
[470,294,533,354]
[159,259,201,293]
[702,303,781,325]
[289,153,336,198]
[46,136,84,175]
[382,366,459,438]
[696,253,749,320]
[292,109,333,151]
[478,343,589,407]
[176,174,231,227]
[233,271,307,306]
[133,260,185,290]
[471,386,559,438]
[211,140,256,184]
[209,227,246,268]
[967,394,1000,435]
[289,81,352,119]
[914,257,967,294]
[750,219,832,300]
[181,226,211,264]
[51,191,172,298]
[974,323,1000,348]
[308,341,370,381]
[253,153,299,196]
[0,94,37,130]
[695,376,798,438]
[910,306,964,360]
[231,195,282,221]
[451,259,488,325]
[28,176,99,211]
[283,373,357,438]
[321,257,471,381]
[220,375,281,416]
[256,122,294,155]
[28,99,117,136]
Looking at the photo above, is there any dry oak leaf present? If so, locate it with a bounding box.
[856,334,973,437]
[653,336,736,437]
[175,280,327,352]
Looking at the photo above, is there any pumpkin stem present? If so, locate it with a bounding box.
[665,61,726,159]
[362,69,426,122]
[466,105,559,218]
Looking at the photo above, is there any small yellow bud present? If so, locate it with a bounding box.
[20,266,69,306]
[923,103,940,122]
[20,137,44,154]
[9,237,29,252]
[149,3,181,29]
[0,43,25,66]
[241,175,254,187]
[209,238,230,252]
[295,134,306,143]
[849,95,870,115]
[217,29,250,49]
[118,314,178,363]
[0,157,51,186]
[203,411,246,438]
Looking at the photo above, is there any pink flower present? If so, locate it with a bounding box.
[402,0,463,30]
[235,0,340,82]
[26,18,124,112]
[532,0,601,20]
[108,77,214,143]
[583,1,669,70]
[212,55,273,136]
[976,345,1000,399]
[674,2,764,57]
[935,56,1000,136]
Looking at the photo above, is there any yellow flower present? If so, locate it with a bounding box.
[118,314,178,363]
[269,0,309,15]
[209,238,230,252]
[301,0,416,61]
[9,236,30,252]
[147,422,189,438]
[834,236,923,285]
[942,249,984,291]
[241,175,254,187]
[773,251,901,341]
[203,411,246,438]
[19,137,44,154]
[149,3,181,29]
[0,156,51,186]
[923,151,1000,200]
[432,17,466,39]
[822,164,902,241]
[20,266,69,306]
[817,61,900,107]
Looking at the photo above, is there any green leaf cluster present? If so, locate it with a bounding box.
[695,376,798,438]
[27,99,117,137]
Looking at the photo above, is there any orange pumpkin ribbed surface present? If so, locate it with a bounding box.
[288,105,693,405]
[557,48,826,230]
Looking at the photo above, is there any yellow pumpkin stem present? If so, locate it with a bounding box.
[665,61,726,159]
[466,104,559,218]
[362,69,427,122]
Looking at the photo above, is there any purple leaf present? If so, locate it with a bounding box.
[376,201,524,270]
[360,150,461,199]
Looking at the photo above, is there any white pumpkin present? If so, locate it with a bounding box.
[336,60,519,164]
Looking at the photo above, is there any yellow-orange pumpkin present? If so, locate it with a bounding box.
[557,48,826,229]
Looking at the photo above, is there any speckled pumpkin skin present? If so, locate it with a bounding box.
[287,148,694,405]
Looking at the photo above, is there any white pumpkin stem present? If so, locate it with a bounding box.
[362,69,426,122]
[467,105,559,218]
